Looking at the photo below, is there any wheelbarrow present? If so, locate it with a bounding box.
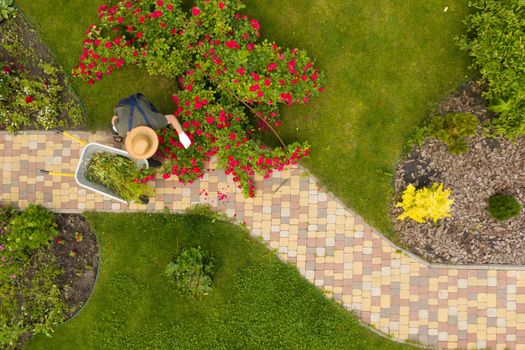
[40,129,150,205]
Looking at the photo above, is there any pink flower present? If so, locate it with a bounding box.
[267,63,277,72]
[105,42,112,49]
[191,7,201,16]
[236,67,245,76]
[218,2,225,9]
[157,0,164,6]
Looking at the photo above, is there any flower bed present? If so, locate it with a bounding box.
[0,205,98,349]
[0,9,82,131]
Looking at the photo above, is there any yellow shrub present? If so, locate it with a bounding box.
[396,183,453,223]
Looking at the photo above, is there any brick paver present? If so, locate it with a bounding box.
[1,131,524,350]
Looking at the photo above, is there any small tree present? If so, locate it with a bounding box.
[74,0,324,197]
[396,183,454,223]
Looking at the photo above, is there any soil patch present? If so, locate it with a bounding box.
[53,214,99,319]
[393,81,525,265]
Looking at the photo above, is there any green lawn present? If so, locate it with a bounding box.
[25,212,415,350]
[16,0,471,236]
[245,1,471,236]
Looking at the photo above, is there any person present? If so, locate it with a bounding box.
[111,93,191,160]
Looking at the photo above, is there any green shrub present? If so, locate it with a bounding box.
[0,0,15,21]
[7,204,57,254]
[487,194,521,221]
[459,0,525,138]
[427,113,479,154]
[165,247,214,297]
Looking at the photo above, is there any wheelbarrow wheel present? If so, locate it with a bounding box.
[139,195,150,204]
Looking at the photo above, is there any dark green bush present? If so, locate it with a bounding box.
[165,246,214,297]
[427,113,479,154]
[459,0,525,138]
[7,204,57,254]
[488,194,521,221]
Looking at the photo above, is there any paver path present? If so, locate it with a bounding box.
[1,131,524,350]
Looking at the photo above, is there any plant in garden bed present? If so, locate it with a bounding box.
[487,194,521,221]
[0,204,67,349]
[0,0,15,21]
[459,0,525,138]
[86,152,154,203]
[165,246,214,297]
[396,183,454,223]
[0,11,83,131]
[73,0,324,197]
[427,112,479,154]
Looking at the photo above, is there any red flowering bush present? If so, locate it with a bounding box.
[74,0,324,197]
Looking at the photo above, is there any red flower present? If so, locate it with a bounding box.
[250,19,260,31]
[25,95,34,103]
[267,63,277,72]
[236,67,245,76]
[157,0,164,6]
[105,42,112,49]
[249,84,260,91]
[218,2,225,9]
[225,40,239,49]
[191,7,201,16]
[137,32,143,39]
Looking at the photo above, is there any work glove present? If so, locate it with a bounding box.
[178,131,192,149]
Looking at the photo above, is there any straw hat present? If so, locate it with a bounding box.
[125,126,159,160]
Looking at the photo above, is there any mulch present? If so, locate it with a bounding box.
[392,81,525,265]
[53,214,99,319]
